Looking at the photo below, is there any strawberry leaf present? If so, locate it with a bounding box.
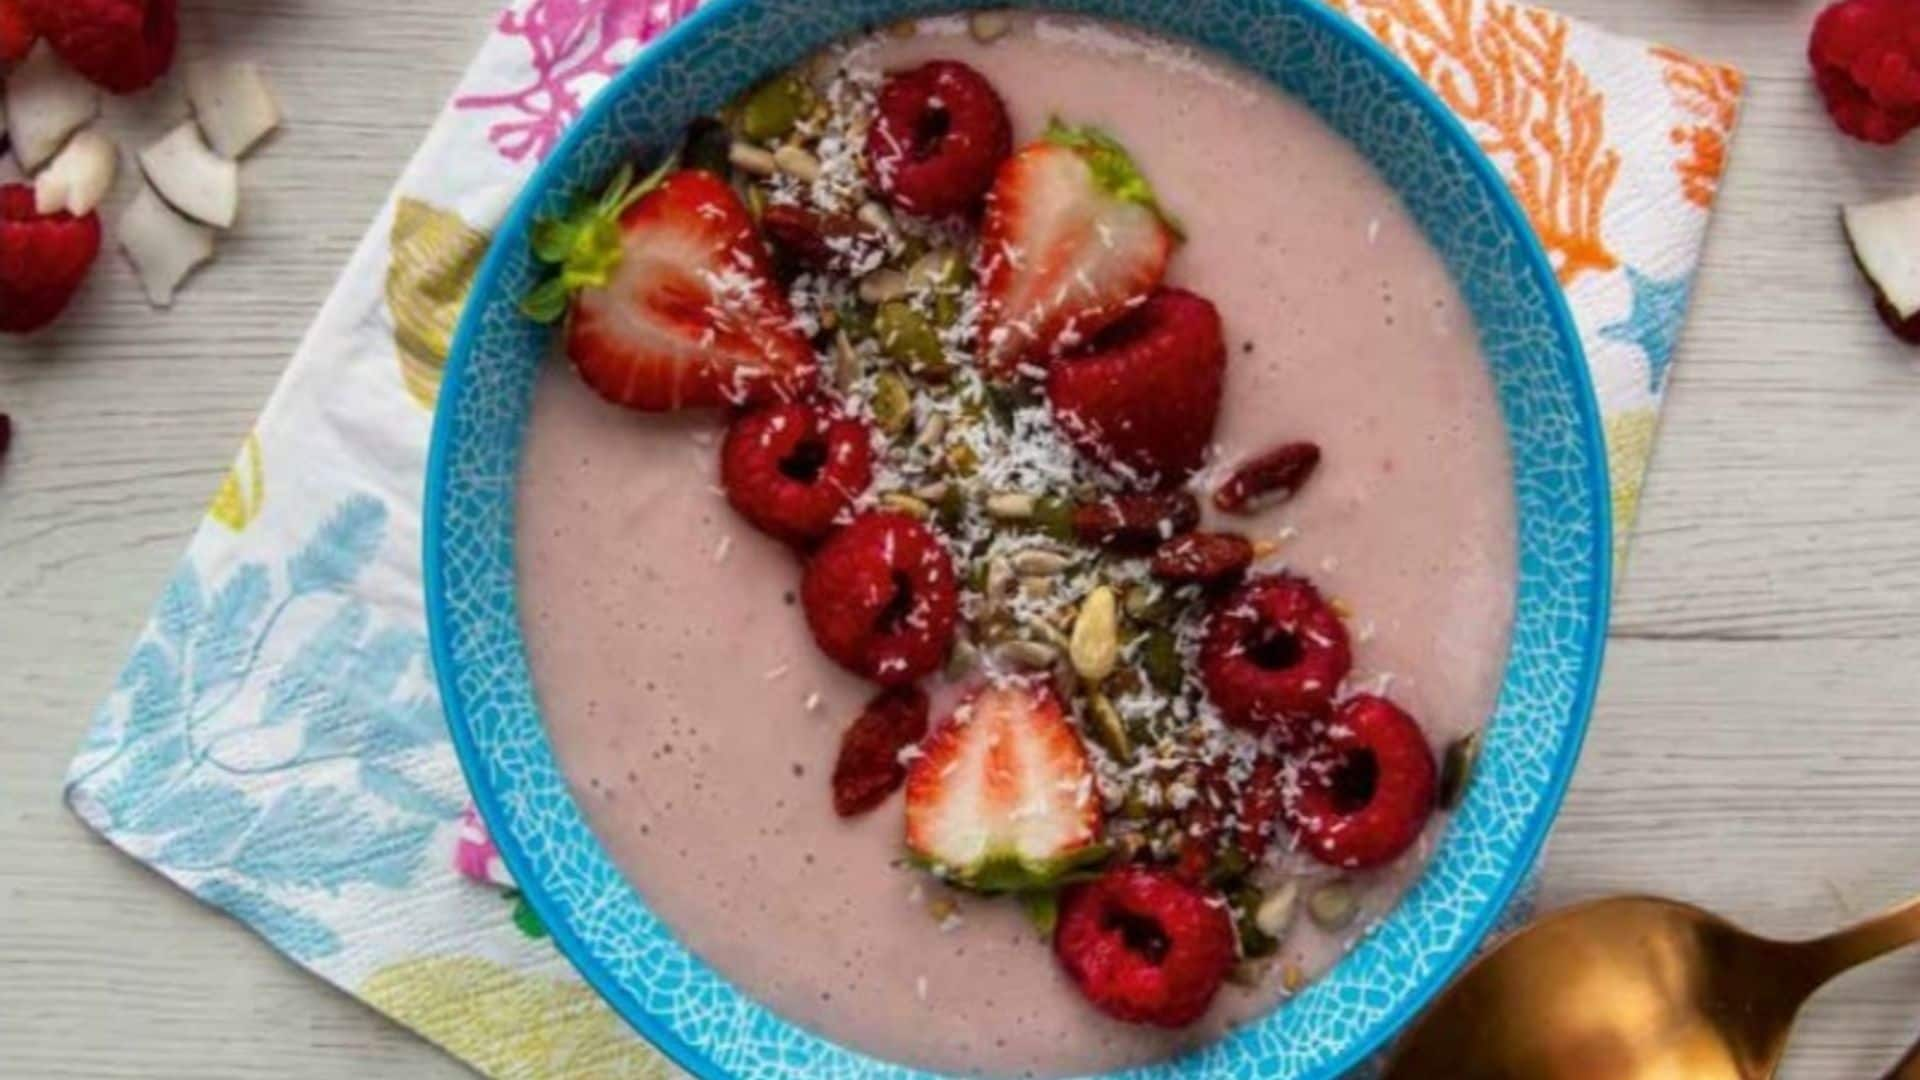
[519,276,571,324]
[1044,120,1185,240]
[520,154,679,323]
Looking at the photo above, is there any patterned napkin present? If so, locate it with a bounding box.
[63,1,1742,1076]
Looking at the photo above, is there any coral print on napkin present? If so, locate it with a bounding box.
[458,0,703,162]
[61,2,1738,1079]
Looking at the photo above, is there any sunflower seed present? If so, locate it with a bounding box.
[880,493,931,519]
[1070,585,1120,683]
[1255,881,1301,938]
[858,267,910,305]
[728,142,777,176]
[969,11,1012,42]
[772,143,822,182]
[985,492,1035,521]
[993,640,1058,670]
[1010,549,1071,576]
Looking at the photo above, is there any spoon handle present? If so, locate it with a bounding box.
[1801,892,1920,986]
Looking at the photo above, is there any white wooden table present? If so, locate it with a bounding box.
[3,1,1918,1076]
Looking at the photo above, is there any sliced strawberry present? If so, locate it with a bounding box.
[976,122,1177,379]
[904,681,1105,891]
[522,164,815,411]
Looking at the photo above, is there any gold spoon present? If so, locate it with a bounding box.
[1382,892,1920,1079]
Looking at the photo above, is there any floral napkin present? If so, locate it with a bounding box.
[63,1,1741,1076]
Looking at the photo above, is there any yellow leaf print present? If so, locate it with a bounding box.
[360,956,678,1080]
[1330,0,1623,285]
[1604,408,1657,572]
[207,432,265,532]
[387,198,491,410]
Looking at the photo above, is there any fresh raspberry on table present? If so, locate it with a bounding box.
[1053,866,1236,1027]
[801,512,958,686]
[1199,574,1351,739]
[721,401,874,546]
[19,0,177,94]
[1288,694,1438,870]
[1047,288,1226,489]
[831,685,929,817]
[0,184,101,334]
[1808,0,1920,145]
[866,60,1012,218]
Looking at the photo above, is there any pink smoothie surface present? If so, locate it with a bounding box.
[516,13,1516,1077]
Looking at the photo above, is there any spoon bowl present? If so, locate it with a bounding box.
[1385,893,1920,1079]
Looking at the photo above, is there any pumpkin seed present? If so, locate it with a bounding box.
[871,372,913,435]
[1141,629,1183,692]
[740,76,809,142]
[944,442,979,478]
[1439,730,1482,811]
[907,248,970,293]
[1307,881,1358,931]
[1087,692,1131,762]
[874,301,947,375]
[1030,495,1077,542]
[969,11,1013,42]
[1070,586,1120,683]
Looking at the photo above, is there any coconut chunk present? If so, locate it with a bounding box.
[138,122,239,228]
[1844,193,1920,321]
[120,183,217,307]
[6,42,100,172]
[34,128,117,216]
[185,60,281,159]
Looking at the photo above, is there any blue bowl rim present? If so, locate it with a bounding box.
[423,1,1613,1076]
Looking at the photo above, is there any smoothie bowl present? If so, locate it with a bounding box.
[424,2,1610,1077]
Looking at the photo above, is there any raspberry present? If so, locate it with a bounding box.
[1053,866,1236,1027]
[721,402,873,546]
[1151,532,1254,588]
[1809,0,1920,145]
[0,0,34,62]
[1199,574,1351,738]
[866,60,1012,218]
[832,685,929,817]
[1288,695,1437,870]
[1213,441,1321,514]
[0,185,101,334]
[1071,490,1200,552]
[1046,289,1226,488]
[802,512,959,685]
[20,0,177,95]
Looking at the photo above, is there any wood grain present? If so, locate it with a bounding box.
[3,0,1918,1077]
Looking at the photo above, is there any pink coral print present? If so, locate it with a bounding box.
[453,806,516,889]
[458,0,703,162]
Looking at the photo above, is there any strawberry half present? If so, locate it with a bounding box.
[976,122,1177,379]
[904,681,1106,892]
[522,163,815,411]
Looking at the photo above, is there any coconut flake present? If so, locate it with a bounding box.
[185,61,282,159]
[34,128,116,216]
[6,42,99,172]
[119,184,217,307]
[138,123,241,229]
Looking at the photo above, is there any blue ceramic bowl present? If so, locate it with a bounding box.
[424,1,1611,1076]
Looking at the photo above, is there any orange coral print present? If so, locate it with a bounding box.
[1650,46,1742,210]
[1332,0,1622,285]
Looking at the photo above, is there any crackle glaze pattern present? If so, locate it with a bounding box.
[423,2,1611,1077]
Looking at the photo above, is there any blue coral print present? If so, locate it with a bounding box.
[65,495,460,961]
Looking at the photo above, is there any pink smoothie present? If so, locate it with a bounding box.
[517,14,1515,1077]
